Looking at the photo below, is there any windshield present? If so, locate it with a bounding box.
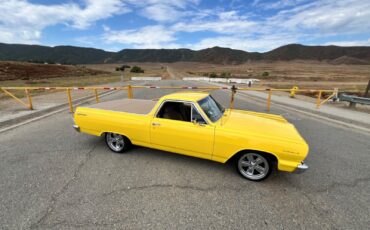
[198,96,225,122]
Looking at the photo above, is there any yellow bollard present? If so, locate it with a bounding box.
[127,85,133,99]
[316,90,322,109]
[267,89,272,112]
[333,88,338,101]
[66,88,73,112]
[25,89,33,110]
[290,86,298,98]
[94,89,99,103]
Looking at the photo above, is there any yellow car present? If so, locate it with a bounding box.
[73,92,309,181]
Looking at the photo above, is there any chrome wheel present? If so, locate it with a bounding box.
[238,152,270,181]
[106,133,125,152]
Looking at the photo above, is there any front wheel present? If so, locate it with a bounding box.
[236,152,272,181]
[105,133,131,153]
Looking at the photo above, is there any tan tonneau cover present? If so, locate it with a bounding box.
[88,99,157,115]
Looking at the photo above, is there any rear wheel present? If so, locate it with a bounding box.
[236,152,272,181]
[105,132,130,153]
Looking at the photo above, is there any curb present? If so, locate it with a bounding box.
[0,90,118,130]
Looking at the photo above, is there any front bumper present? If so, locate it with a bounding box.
[72,124,80,132]
[295,161,309,173]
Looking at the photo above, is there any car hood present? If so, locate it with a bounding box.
[218,109,305,143]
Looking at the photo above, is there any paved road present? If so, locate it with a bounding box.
[0,80,369,229]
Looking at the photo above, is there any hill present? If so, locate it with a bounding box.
[0,42,369,65]
[330,56,369,65]
[110,45,370,64]
[110,48,195,63]
[108,46,262,64]
[263,44,370,62]
[192,46,262,64]
[0,43,113,64]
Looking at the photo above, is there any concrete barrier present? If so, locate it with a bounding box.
[183,77,259,84]
[183,77,209,81]
[131,77,162,81]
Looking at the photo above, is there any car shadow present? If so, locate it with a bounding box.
[75,135,297,186]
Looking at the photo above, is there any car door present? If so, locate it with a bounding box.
[150,101,214,160]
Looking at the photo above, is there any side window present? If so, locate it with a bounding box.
[191,105,206,124]
[157,101,191,122]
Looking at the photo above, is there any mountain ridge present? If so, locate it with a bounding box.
[0,42,369,65]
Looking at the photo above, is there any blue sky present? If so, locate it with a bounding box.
[1,0,369,52]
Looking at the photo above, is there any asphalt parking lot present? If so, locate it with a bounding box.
[0,80,369,229]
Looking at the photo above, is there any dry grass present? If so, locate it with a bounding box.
[0,61,109,81]
[0,74,122,99]
[2,61,369,100]
[168,61,370,91]
[84,62,167,78]
[0,62,166,100]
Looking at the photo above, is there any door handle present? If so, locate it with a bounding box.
[152,122,161,126]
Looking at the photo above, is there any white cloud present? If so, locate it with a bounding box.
[323,39,370,47]
[172,10,256,34]
[102,25,111,32]
[139,4,185,22]
[256,0,309,9]
[127,0,200,9]
[103,25,179,48]
[72,0,128,29]
[0,0,129,43]
[127,0,200,22]
[1,0,370,52]
[100,0,370,52]
[270,0,370,34]
[180,0,370,51]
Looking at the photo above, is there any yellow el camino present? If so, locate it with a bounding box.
[73,92,309,181]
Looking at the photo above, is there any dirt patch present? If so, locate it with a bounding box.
[166,61,370,91]
[0,61,109,81]
[84,62,167,76]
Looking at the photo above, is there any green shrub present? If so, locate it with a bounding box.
[262,71,269,77]
[116,65,131,71]
[220,72,231,78]
[130,66,144,73]
[209,72,218,78]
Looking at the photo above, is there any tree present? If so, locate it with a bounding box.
[115,65,131,71]
[130,66,144,73]
[220,72,231,78]
[115,64,131,82]
[262,71,269,77]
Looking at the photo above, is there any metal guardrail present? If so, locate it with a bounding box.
[339,93,370,107]
[1,85,340,113]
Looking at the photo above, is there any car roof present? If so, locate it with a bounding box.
[162,92,209,102]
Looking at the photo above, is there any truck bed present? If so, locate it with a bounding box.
[88,99,157,115]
